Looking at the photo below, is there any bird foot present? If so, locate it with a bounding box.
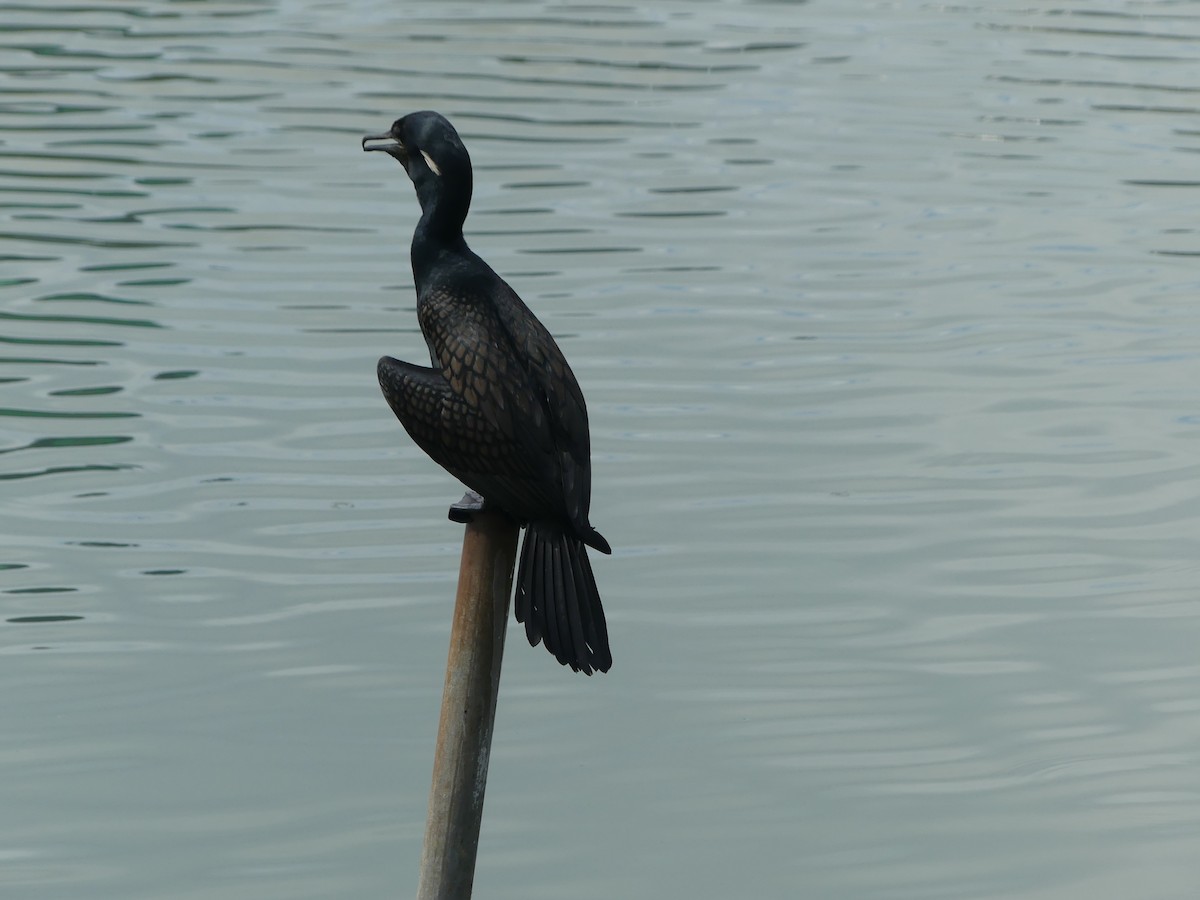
[448,490,487,523]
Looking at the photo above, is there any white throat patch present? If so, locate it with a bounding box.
[420,150,442,176]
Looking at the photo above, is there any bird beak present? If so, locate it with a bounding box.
[362,133,408,163]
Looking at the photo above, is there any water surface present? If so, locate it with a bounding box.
[2,2,1200,898]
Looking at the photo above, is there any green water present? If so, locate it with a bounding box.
[2,2,1200,898]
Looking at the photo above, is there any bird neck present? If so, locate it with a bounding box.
[409,179,471,281]
[413,168,471,239]
[410,220,468,290]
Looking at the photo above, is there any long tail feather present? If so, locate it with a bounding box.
[513,523,611,674]
[561,538,588,670]
[549,539,571,668]
[538,534,561,666]
[571,540,611,672]
[515,531,537,643]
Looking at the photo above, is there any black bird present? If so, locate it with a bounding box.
[363,111,612,674]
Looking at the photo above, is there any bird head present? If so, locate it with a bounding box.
[362,111,472,195]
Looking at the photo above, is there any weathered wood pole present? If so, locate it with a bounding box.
[416,493,519,900]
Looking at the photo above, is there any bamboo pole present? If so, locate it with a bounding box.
[416,493,519,900]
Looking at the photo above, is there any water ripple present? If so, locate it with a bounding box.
[2,2,1200,899]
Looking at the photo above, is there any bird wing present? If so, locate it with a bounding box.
[378,351,559,516]
[416,276,595,529]
[485,277,595,528]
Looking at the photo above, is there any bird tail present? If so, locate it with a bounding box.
[514,523,611,675]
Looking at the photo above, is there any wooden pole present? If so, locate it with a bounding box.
[416,493,519,900]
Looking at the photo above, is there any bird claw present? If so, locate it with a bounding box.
[448,490,487,523]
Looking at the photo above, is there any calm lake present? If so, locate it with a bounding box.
[3,1,1200,898]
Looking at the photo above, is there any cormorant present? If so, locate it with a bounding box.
[363,111,612,675]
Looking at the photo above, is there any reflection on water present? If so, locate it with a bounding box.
[3,2,1200,898]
